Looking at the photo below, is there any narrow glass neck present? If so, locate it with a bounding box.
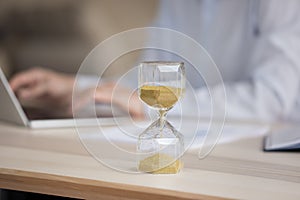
[158,110,167,130]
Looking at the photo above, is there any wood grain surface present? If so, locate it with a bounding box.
[0,121,299,199]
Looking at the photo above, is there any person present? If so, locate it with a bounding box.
[10,0,300,122]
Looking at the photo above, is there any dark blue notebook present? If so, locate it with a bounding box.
[264,127,300,151]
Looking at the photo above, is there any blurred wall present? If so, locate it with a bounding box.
[0,0,158,77]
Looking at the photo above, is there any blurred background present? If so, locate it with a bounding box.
[0,0,158,78]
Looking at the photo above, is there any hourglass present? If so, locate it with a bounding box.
[137,61,185,174]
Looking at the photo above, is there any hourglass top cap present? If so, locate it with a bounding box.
[141,61,184,65]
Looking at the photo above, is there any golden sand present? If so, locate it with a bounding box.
[138,153,183,174]
[140,85,182,109]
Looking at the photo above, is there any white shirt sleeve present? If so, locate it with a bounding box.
[196,0,300,122]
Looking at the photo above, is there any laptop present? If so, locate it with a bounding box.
[0,67,126,128]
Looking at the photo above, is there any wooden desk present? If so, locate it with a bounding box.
[0,121,299,200]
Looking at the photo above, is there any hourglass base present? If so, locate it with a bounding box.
[137,119,184,174]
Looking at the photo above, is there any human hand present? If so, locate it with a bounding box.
[73,82,145,119]
[10,67,75,117]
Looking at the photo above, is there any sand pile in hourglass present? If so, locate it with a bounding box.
[138,153,183,174]
[140,85,181,108]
